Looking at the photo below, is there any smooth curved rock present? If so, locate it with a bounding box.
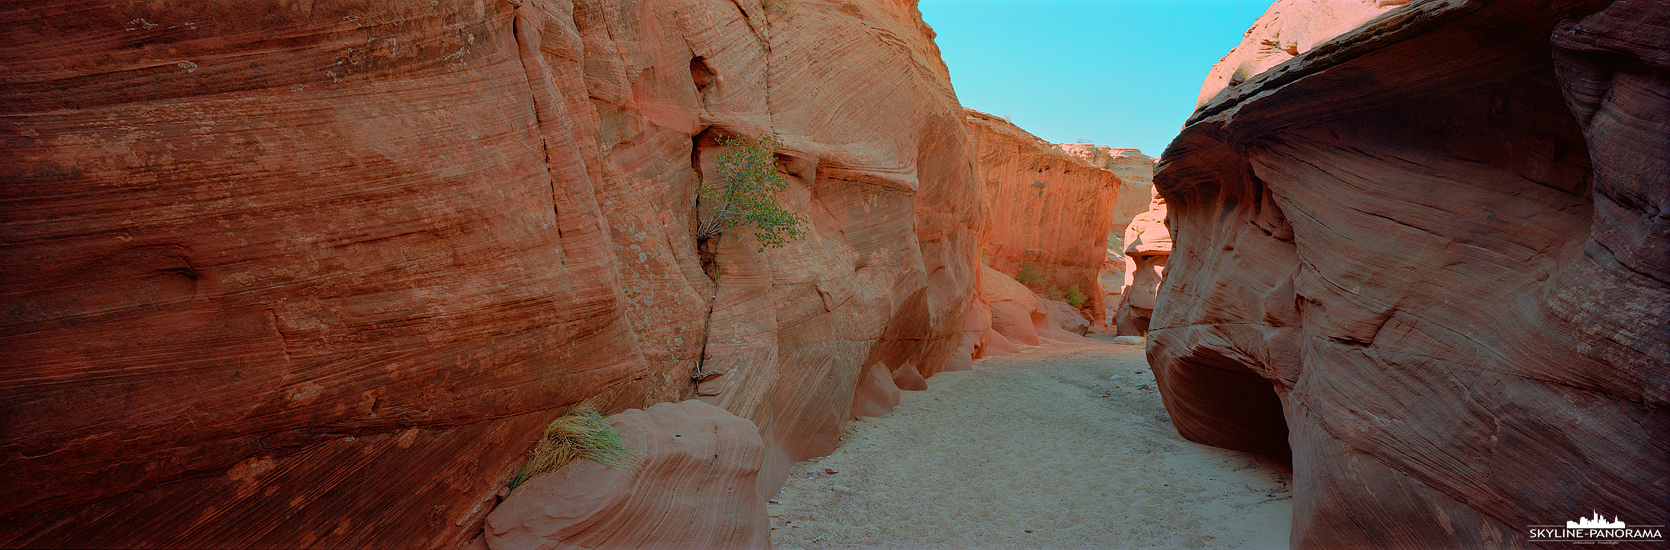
[0,0,980,546]
[1114,189,1172,336]
[1196,0,1410,107]
[965,109,1119,323]
[1155,0,1669,547]
[484,400,769,550]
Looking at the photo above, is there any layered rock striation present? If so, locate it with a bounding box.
[483,401,770,550]
[1196,0,1410,108]
[1154,0,1669,547]
[964,110,1120,322]
[0,0,981,547]
[1058,144,1157,323]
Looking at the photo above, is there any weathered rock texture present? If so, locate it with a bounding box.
[1115,190,1171,337]
[483,400,769,550]
[1057,144,1157,232]
[0,0,980,547]
[1154,0,1669,548]
[1197,0,1410,108]
[965,110,1119,322]
[1057,144,1156,325]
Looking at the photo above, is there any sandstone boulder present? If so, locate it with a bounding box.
[1154,0,1670,547]
[484,400,769,550]
[1038,295,1091,336]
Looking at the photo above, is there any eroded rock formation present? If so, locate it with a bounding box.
[1114,190,1171,337]
[1196,0,1410,107]
[483,401,769,550]
[1058,144,1157,323]
[965,110,1120,322]
[1154,0,1669,547]
[0,0,980,547]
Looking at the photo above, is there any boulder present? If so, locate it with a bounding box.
[484,401,769,550]
[1154,0,1670,547]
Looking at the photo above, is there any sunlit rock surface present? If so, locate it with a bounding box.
[1114,190,1171,337]
[1058,144,1157,325]
[1196,0,1410,108]
[1154,0,1669,547]
[965,109,1119,323]
[0,0,980,546]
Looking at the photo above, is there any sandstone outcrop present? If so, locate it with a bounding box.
[1057,144,1156,324]
[1196,0,1410,107]
[975,266,1094,351]
[1154,0,1670,547]
[0,0,980,546]
[483,401,769,550]
[1114,190,1172,336]
[965,110,1120,322]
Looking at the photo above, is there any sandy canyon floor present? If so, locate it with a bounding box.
[769,335,1293,550]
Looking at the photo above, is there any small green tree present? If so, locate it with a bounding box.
[697,135,808,251]
[1064,285,1088,308]
[1014,261,1044,288]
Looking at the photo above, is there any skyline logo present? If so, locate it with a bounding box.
[1570,511,1626,530]
[1528,513,1664,545]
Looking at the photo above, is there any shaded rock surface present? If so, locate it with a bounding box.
[0,0,979,546]
[484,400,769,550]
[1154,0,1669,547]
[964,109,1119,323]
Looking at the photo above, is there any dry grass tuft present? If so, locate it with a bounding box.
[507,404,637,489]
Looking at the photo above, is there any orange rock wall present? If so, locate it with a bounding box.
[965,110,1119,322]
[1154,0,1669,547]
[0,0,980,547]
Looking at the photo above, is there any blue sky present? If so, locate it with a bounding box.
[918,0,1274,157]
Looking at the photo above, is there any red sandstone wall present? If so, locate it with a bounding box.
[964,109,1119,323]
[0,0,981,546]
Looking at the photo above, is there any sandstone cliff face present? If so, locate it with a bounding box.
[1196,0,1409,107]
[1154,0,1669,547]
[0,0,980,547]
[965,110,1119,322]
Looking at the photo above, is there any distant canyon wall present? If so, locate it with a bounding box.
[1154,0,1668,547]
[964,109,1119,322]
[0,0,981,547]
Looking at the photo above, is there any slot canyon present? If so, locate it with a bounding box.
[0,0,1663,549]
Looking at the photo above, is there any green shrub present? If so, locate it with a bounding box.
[1014,261,1044,287]
[508,404,637,490]
[1045,286,1065,301]
[697,134,808,251]
[1064,285,1088,308]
